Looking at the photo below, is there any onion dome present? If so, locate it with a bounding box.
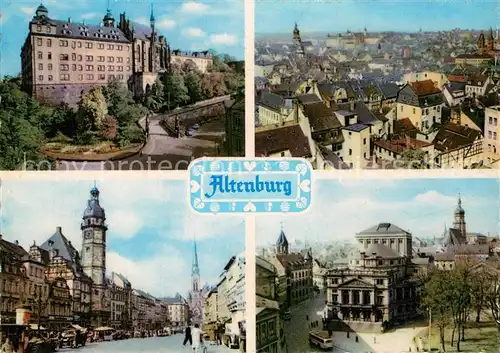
[83,186,105,219]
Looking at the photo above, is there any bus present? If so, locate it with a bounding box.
[308,330,334,350]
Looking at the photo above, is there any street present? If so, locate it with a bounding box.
[283,292,421,353]
[59,334,239,353]
[284,292,343,353]
[56,115,225,171]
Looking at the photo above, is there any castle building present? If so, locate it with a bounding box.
[188,239,204,326]
[21,3,170,105]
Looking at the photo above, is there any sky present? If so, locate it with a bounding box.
[0,0,244,77]
[255,0,499,35]
[0,178,245,299]
[256,178,500,247]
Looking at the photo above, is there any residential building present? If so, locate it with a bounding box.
[109,272,132,329]
[203,288,218,340]
[396,80,445,133]
[465,75,493,98]
[484,106,500,161]
[266,224,314,310]
[164,294,189,327]
[433,123,483,168]
[170,50,213,73]
[256,256,285,353]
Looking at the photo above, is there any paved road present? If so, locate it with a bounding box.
[284,293,343,353]
[59,334,238,353]
[56,115,225,171]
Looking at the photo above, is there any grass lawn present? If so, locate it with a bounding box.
[420,320,498,352]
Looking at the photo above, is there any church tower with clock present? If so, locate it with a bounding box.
[81,185,110,325]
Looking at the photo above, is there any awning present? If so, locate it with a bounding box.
[70,324,85,331]
[94,326,114,332]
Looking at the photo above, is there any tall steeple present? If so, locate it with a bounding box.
[103,0,115,27]
[276,221,289,255]
[191,235,200,292]
[292,22,305,58]
[452,193,466,238]
[150,2,156,29]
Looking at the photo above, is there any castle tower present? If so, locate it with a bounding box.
[293,22,305,57]
[452,194,466,238]
[103,0,115,27]
[81,185,107,286]
[276,222,289,255]
[487,27,495,52]
[149,2,157,73]
[35,3,49,18]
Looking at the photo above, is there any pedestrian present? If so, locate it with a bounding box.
[191,323,202,353]
[1,337,13,353]
[183,325,192,346]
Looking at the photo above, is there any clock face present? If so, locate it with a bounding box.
[84,230,92,239]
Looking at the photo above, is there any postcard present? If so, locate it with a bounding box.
[256,176,500,353]
[254,0,500,170]
[0,176,246,352]
[0,0,245,171]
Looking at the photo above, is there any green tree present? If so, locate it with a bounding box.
[184,72,204,104]
[396,148,427,169]
[76,86,108,135]
[201,73,227,98]
[162,72,189,109]
[421,269,453,352]
[144,79,165,112]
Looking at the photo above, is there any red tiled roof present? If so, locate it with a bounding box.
[410,79,441,96]
[374,138,432,155]
[255,125,312,158]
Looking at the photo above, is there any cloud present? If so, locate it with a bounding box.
[20,7,34,15]
[256,182,498,248]
[133,17,149,26]
[107,244,190,297]
[184,27,206,38]
[81,12,99,20]
[106,210,143,240]
[0,179,245,297]
[180,2,210,14]
[414,190,455,205]
[209,33,238,45]
[157,17,176,30]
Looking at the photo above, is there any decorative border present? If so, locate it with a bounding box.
[188,158,313,214]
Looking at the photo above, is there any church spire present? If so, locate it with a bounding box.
[150,1,156,28]
[192,235,200,277]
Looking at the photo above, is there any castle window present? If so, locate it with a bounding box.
[107,56,114,63]
[117,57,123,63]
[47,39,52,47]
[38,63,43,70]
[85,42,92,49]
[37,51,43,59]
[37,25,42,32]
[37,38,43,46]
[87,74,94,80]
[98,56,105,62]
[48,75,53,81]
[108,66,114,71]
[98,74,105,80]
[60,54,69,61]
[72,53,76,61]
[86,55,94,62]
[60,74,70,81]
[48,53,52,60]
[72,64,77,71]
[38,75,43,81]
[78,74,83,81]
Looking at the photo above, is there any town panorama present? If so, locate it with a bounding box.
[255,24,500,169]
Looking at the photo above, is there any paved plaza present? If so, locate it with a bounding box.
[59,335,238,353]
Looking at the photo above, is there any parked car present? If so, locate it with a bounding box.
[186,129,195,136]
[192,123,200,130]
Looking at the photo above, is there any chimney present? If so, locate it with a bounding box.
[56,226,62,233]
[68,17,72,23]
[82,19,86,26]
[15,240,19,245]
